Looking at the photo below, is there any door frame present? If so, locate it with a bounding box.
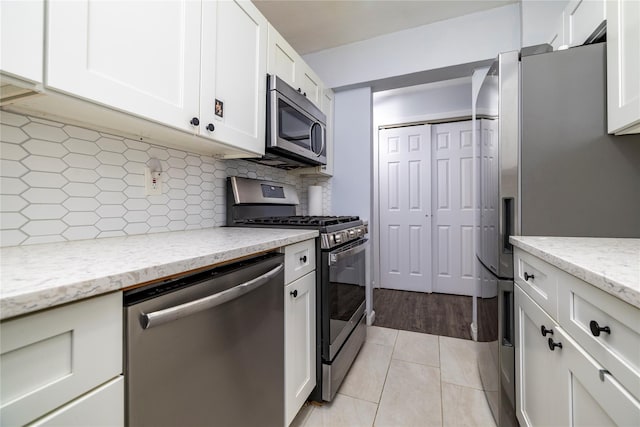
[372,109,472,298]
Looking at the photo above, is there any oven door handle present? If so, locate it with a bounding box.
[329,239,368,266]
[141,263,284,330]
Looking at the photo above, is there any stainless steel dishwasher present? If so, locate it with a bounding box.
[124,252,285,427]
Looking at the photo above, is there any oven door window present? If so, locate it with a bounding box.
[327,240,366,358]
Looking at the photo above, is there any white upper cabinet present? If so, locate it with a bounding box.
[47,0,202,134]
[266,24,324,110]
[563,0,606,47]
[44,0,268,155]
[0,0,43,83]
[0,0,44,100]
[606,0,640,134]
[320,88,334,176]
[299,66,323,107]
[267,23,298,89]
[200,0,267,154]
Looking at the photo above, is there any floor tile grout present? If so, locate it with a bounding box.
[298,326,493,427]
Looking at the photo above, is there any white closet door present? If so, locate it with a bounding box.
[432,121,476,296]
[378,125,432,292]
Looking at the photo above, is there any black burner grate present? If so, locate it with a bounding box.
[244,215,359,227]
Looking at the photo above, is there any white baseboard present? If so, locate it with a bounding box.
[470,322,478,341]
[367,310,376,326]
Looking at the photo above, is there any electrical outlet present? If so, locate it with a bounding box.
[144,167,162,195]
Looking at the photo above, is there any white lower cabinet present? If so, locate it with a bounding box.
[282,239,316,426]
[28,376,124,427]
[515,286,569,427]
[0,292,123,427]
[515,247,640,427]
[284,272,316,426]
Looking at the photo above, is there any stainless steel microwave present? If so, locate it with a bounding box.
[260,74,326,169]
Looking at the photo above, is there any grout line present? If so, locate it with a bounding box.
[371,328,399,426]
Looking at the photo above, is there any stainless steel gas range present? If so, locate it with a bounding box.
[227,176,367,402]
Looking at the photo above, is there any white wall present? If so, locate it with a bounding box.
[373,78,473,126]
[303,4,520,89]
[332,87,372,222]
[521,0,569,47]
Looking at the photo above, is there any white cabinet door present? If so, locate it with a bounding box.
[29,376,124,427]
[0,293,122,426]
[320,88,334,176]
[555,328,640,426]
[607,0,640,134]
[266,23,323,110]
[284,272,316,427]
[0,0,43,83]
[267,23,299,89]
[46,0,201,133]
[515,286,570,427]
[564,0,606,47]
[298,65,323,108]
[200,0,267,155]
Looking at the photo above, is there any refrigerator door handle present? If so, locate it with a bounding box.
[502,197,514,253]
[499,280,514,347]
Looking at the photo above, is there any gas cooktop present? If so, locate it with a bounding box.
[242,215,360,227]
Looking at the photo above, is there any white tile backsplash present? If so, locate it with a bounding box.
[0,111,331,247]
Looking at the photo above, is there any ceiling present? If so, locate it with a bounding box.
[252,0,519,55]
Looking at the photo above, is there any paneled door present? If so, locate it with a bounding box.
[378,125,432,292]
[432,121,476,296]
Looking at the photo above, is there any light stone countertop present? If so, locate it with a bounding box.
[510,236,640,309]
[0,227,318,320]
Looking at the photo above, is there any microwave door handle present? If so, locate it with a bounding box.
[309,122,325,157]
[318,124,326,157]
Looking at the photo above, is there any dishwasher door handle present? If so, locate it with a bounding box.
[141,263,284,329]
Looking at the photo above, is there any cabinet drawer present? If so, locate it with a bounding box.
[283,239,315,284]
[556,327,640,427]
[514,249,559,318]
[558,271,640,400]
[28,376,124,427]
[0,292,122,426]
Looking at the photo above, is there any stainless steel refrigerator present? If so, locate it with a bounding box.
[475,42,640,427]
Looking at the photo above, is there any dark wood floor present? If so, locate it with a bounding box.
[373,288,473,340]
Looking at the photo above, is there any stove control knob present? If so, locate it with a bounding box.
[334,234,342,244]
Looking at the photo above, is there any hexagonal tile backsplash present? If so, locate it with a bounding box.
[0,111,331,247]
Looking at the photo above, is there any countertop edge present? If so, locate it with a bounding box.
[1,231,318,321]
[510,236,640,309]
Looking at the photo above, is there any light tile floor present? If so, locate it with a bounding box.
[292,326,497,427]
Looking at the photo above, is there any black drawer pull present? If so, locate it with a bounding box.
[589,320,611,337]
[548,338,562,351]
[300,255,307,263]
[290,290,298,298]
[541,325,554,337]
[524,272,535,281]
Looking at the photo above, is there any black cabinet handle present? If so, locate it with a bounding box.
[541,325,553,337]
[206,123,215,132]
[300,255,307,263]
[524,272,535,281]
[589,320,611,337]
[290,290,298,298]
[190,117,200,126]
[548,338,562,351]
[297,88,302,93]
[303,92,307,97]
